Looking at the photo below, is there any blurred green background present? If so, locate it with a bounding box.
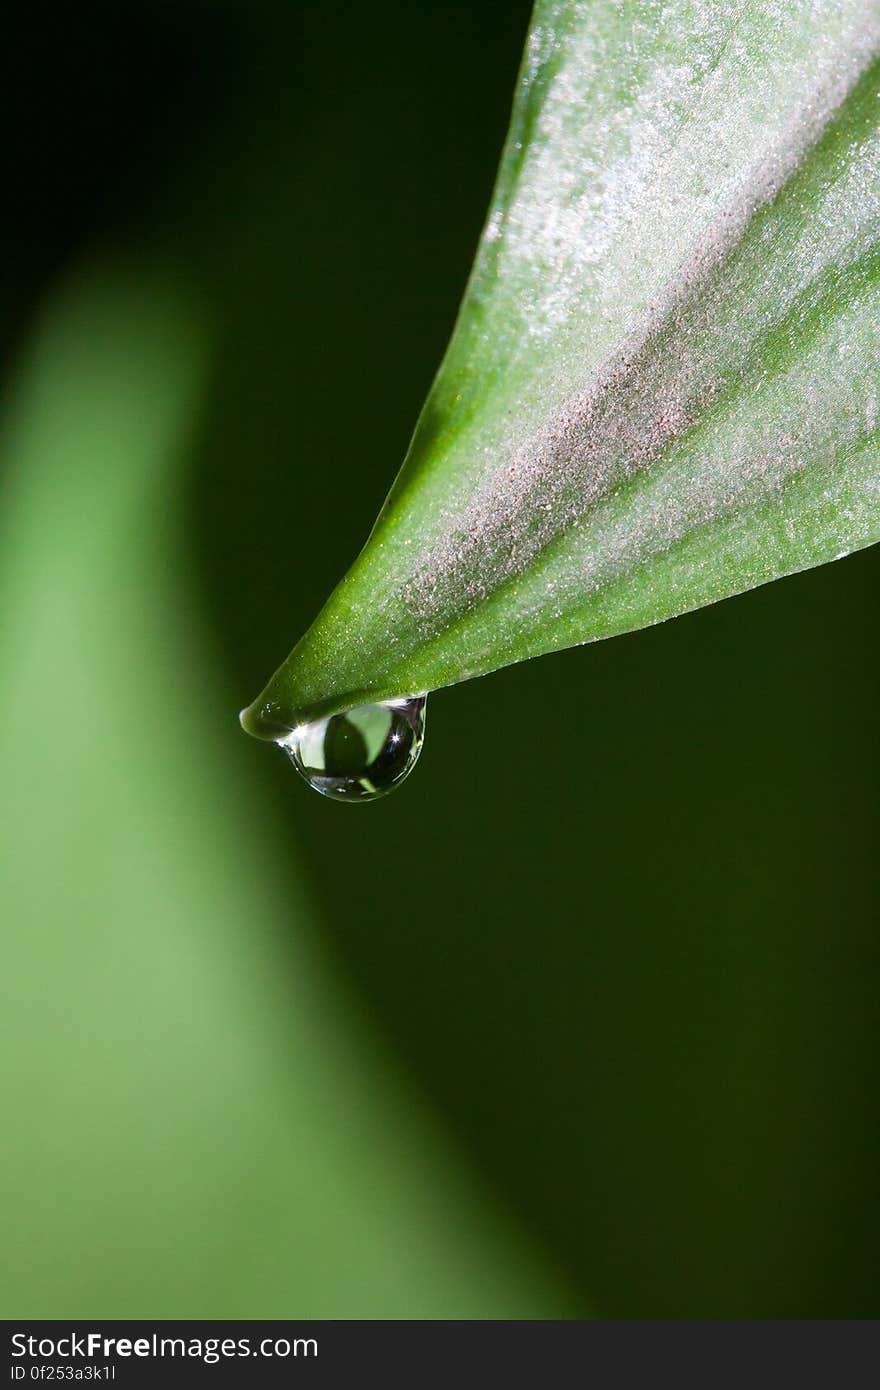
[2,0,878,1318]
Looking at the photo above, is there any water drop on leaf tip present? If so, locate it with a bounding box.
[276,695,427,802]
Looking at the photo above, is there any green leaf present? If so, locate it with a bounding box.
[242,0,880,736]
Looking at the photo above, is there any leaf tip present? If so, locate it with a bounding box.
[238,694,291,743]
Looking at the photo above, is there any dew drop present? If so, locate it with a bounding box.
[277,696,427,802]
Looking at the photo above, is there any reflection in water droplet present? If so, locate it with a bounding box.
[277,696,427,802]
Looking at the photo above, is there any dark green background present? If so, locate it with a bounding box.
[3,0,878,1317]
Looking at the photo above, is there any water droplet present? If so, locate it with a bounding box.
[277,696,427,802]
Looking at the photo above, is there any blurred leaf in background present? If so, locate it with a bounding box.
[0,267,573,1317]
[1,0,879,1320]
